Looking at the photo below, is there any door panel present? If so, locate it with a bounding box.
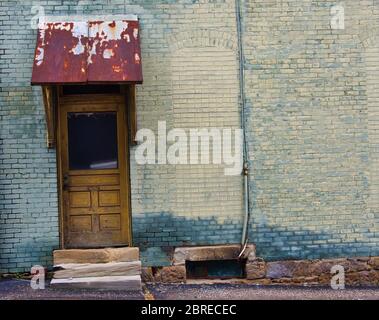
[59,96,130,248]
[69,174,120,186]
[70,192,91,208]
[99,191,120,207]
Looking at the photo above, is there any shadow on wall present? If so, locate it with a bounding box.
[0,238,59,274]
[133,212,379,266]
[249,223,379,262]
[133,212,243,266]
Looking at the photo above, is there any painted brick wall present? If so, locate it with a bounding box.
[0,0,378,272]
[129,0,244,265]
[0,1,60,273]
[0,0,243,272]
[243,0,379,260]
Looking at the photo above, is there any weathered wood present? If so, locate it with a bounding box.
[124,84,137,145]
[50,275,142,291]
[42,85,57,148]
[53,247,139,265]
[53,261,141,279]
[58,97,131,248]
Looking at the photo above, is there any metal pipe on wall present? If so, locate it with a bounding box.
[235,0,251,258]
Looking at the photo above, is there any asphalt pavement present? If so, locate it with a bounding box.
[0,279,378,300]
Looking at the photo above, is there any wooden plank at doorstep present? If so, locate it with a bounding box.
[50,275,142,291]
[53,261,141,279]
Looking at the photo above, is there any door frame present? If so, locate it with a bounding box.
[56,90,133,249]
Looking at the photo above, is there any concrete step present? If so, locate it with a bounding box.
[173,244,256,265]
[53,247,139,265]
[52,247,142,291]
[53,261,141,279]
[50,275,142,291]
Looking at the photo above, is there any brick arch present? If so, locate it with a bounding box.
[166,27,243,223]
[358,26,379,49]
[167,29,237,52]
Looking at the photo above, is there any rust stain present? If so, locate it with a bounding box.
[31,21,88,84]
[87,20,142,83]
[31,19,143,85]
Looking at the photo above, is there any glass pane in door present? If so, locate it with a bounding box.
[67,112,118,170]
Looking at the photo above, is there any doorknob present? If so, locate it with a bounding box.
[63,174,69,190]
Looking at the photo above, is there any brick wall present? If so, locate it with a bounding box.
[365,28,379,238]
[0,0,243,272]
[130,4,244,264]
[0,0,378,272]
[243,0,379,260]
[0,1,60,273]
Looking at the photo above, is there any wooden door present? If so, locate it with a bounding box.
[58,95,131,248]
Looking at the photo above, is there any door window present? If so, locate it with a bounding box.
[67,112,118,170]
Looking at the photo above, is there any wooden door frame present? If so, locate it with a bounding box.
[56,90,133,249]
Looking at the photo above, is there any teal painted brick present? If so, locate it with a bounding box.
[242,0,379,261]
[1,0,379,271]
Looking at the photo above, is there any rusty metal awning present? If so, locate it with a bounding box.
[31,17,142,85]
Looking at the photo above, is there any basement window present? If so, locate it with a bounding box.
[186,260,246,279]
